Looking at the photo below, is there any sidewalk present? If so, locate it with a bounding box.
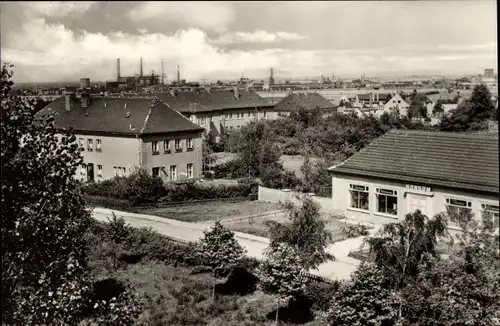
[92,207,372,281]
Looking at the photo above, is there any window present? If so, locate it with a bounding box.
[263,111,267,118]
[228,113,233,119]
[96,139,102,152]
[152,141,159,155]
[80,164,86,175]
[87,139,93,151]
[186,138,193,151]
[187,163,193,179]
[78,138,85,151]
[481,204,499,227]
[175,139,182,152]
[97,164,102,177]
[152,167,160,178]
[349,184,369,210]
[121,167,126,177]
[376,188,398,215]
[164,140,171,153]
[446,198,472,224]
[169,165,177,181]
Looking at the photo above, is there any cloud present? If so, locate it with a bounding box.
[28,1,96,17]
[128,2,235,33]
[212,30,306,44]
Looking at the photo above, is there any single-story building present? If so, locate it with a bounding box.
[329,129,499,230]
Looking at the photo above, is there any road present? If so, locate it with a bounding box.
[92,207,364,281]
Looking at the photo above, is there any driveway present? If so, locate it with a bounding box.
[92,207,368,281]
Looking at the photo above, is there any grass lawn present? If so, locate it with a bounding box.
[226,212,349,242]
[138,201,282,223]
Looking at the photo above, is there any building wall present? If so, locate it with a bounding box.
[141,130,203,181]
[75,133,141,182]
[331,174,499,228]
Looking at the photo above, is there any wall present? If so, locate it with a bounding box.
[258,186,336,215]
[76,133,141,181]
[141,130,203,181]
[332,173,499,228]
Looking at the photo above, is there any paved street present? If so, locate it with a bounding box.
[92,207,369,281]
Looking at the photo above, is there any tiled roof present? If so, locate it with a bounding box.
[154,89,273,113]
[35,96,203,136]
[329,130,499,194]
[274,92,334,112]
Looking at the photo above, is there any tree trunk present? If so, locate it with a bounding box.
[275,298,280,325]
[212,274,216,302]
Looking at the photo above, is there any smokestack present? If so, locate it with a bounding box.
[140,58,143,77]
[117,58,121,81]
[270,68,273,78]
[177,65,181,84]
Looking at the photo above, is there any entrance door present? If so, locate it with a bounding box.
[409,194,427,215]
[86,163,95,182]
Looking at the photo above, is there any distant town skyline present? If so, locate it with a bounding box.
[0,1,497,83]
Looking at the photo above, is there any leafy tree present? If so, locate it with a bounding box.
[1,64,140,326]
[198,221,246,300]
[401,215,500,325]
[327,262,400,326]
[202,134,216,171]
[366,210,448,290]
[432,102,444,116]
[125,167,166,205]
[257,243,306,325]
[106,212,130,269]
[468,83,495,121]
[1,63,93,325]
[266,196,333,270]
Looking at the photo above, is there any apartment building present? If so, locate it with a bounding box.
[36,92,204,182]
[329,130,499,230]
[155,88,275,139]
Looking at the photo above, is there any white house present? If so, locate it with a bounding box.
[379,94,410,117]
[329,130,499,230]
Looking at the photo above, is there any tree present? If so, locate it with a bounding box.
[366,210,448,289]
[1,64,140,325]
[257,243,306,325]
[432,102,444,117]
[266,196,333,270]
[1,64,93,325]
[401,214,500,325]
[468,84,495,121]
[106,212,130,269]
[198,221,246,300]
[327,262,400,326]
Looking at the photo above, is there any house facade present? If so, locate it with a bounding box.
[155,88,275,139]
[36,92,204,183]
[329,130,499,230]
[380,94,410,117]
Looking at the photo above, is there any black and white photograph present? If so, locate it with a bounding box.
[1,1,498,325]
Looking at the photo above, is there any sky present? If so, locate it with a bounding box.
[0,1,497,83]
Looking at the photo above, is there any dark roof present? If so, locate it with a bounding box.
[274,92,334,111]
[329,130,499,194]
[35,96,203,136]
[155,89,273,113]
[357,93,392,102]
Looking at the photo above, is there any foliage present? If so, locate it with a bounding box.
[199,221,246,299]
[124,167,167,205]
[366,210,448,289]
[401,216,500,326]
[266,196,333,270]
[327,262,400,326]
[106,213,130,269]
[257,243,306,323]
[304,280,339,311]
[1,64,140,325]
[439,84,495,131]
[340,223,369,239]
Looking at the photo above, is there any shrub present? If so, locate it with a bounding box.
[124,167,167,205]
[340,223,369,239]
[304,280,339,311]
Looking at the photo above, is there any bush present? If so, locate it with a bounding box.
[304,280,339,311]
[340,223,370,239]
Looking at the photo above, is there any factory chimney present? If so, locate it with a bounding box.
[140,58,143,77]
[177,65,181,84]
[117,58,121,81]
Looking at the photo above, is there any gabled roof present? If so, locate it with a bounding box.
[274,92,334,111]
[154,89,273,113]
[35,96,204,136]
[329,129,499,194]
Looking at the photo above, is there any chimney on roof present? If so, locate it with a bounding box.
[140,57,143,77]
[81,84,91,108]
[117,58,121,81]
[233,87,239,99]
[64,91,76,111]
